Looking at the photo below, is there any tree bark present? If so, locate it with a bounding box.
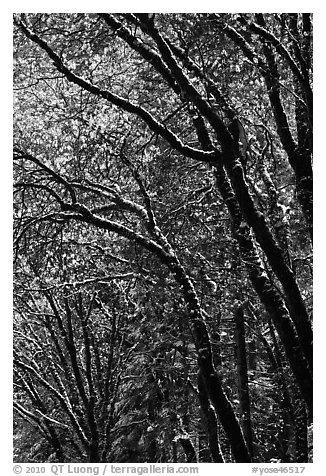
[213,163,312,415]
[293,385,308,463]
[234,305,254,459]
[178,437,197,463]
[197,370,225,462]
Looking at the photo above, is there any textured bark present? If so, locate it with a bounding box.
[221,154,312,373]
[190,111,312,414]
[153,12,312,370]
[258,13,312,237]
[171,259,251,462]
[221,14,313,238]
[214,163,312,414]
[99,14,181,96]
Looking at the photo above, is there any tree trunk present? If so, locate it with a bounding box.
[259,323,296,462]
[234,305,254,459]
[293,385,308,463]
[178,437,197,463]
[213,163,312,415]
[197,370,225,462]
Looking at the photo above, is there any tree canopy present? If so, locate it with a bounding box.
[13,13,313,463]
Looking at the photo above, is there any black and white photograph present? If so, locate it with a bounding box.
[12,7,315,468]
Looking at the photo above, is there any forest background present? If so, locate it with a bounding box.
[1,0,324,472]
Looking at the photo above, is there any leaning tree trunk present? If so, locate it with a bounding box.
[168,252,251,462]
[190,112,312,413]
[213,162,312,415]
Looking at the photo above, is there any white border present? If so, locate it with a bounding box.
[6,1,326,13]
